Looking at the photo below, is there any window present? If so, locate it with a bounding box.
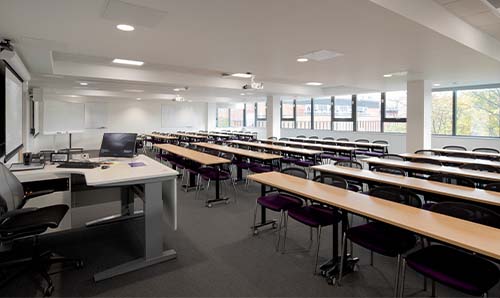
[281,98,295,128]
[432,91,453,135]
[295,98,312,129]
[256,101,266,128]
[357,93,381,132]
[333,95,354,131]
[456,88,500,137]
[245,103,255,127]
[313,97,331,130]
[383,91,407,133]
[230,103,244,127]
[216,107,229,128]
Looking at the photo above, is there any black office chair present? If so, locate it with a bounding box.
[0,163,82,296]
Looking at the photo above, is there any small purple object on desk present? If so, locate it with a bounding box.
[129,162,146,167]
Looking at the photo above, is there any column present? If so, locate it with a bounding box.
[266,96,280,139]
[406,80,432,153]
[206,102,216,131]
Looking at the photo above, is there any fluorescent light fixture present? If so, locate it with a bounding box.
[112,58,144,66]
[231,73,253,78]
[383,74,393,78]
[116,24,135,31]
[136,97,142,100]
[306,82,323,86]
[67,95,80,98]
[240,93,246,96]
[173,88,182,92]
[79,82,88,86]
[433,83,441,87]
[297,57,309,63]
[124,89,144,92]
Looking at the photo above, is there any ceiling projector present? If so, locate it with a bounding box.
[243,75,264,90]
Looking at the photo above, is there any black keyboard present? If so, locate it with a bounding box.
[57,162,100,169]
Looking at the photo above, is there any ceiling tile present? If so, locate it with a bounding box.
[463,11,500,26]
[444,0,490,17]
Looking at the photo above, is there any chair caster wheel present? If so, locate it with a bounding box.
[225,200,230,204]
[76,260,84,269]
[253,229,259,235]
[327,276,336,285]
[207,203,213,208]
[44,284,54,296]
[272,223,277,229]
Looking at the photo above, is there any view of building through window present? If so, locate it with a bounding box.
[295,98,311,129]
[216,107,229,127]
[357,93,381,132]
[313,98,331,130]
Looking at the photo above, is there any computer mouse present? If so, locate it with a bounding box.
[101,165,110,169]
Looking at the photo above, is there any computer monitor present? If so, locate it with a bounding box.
[99,133,137,158]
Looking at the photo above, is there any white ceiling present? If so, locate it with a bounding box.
[1,0,500,102]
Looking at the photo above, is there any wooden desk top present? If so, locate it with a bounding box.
[219,131,256,137]
[194,132,230,138]
[170,132,209,139]
[400,153,500,168]
[248,171,500,260]
[364,157,500,182]
[194,143,282,160]
[312,164,500,207]
[228,140,322,155]
[154,144,230,165]
[260,139,357,152]
[144,133,178,140]
[431,148,500,160]
[286,137,389,148]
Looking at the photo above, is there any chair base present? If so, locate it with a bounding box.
[320,254,359,285]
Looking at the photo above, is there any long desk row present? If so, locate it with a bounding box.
[400,153,500,169]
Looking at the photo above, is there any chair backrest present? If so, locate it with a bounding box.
[472,147,499,154]
[428,173,476,188]
[355,139,369,143]
[430,202,500,229]
[415,149,438,156]
[443,145,467,151]
[372,166,406,176]
[281,167,307,179]
[309,136,319,139]
[459,163,500,173]
[368,186,422,208]
[373,140,388,145]
[323,137,334,140]
[0,163,25,211]
[412,158,443,166]
[381,154,404,161]
[313,174,348,189]
[296,135,306,139]
[337,138,349,142]
[334,160,363,169]
[268,137,277,140]
[278,138,289,141]
[485,183,500,192]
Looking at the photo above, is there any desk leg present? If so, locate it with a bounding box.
[252,184,277,233]
[94,181,177,282]
[205,166,230,207]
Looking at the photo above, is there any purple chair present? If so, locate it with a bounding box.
[334,160,364,192]
[338,186,422,297]
[252,168,306,251]
[284,174,346,273]
[364,140,388,157]
[423,174,476,210]
[485,183,500,192]
[354,139,370,156]
[195,153,236,204]
[399,202,500,298]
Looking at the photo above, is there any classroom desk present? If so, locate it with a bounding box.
[169,132,209,142]
[14,155,178,282]
[248,171,500,276]
[431,148,500,160]
[144,133,178,141]
[228,140,323,164]
[260,139,357,160]
[286,137,389,151]
[194,132,232,139]
[154,144,231,206]
[194,142,283,180]
[363,157,500,183]
[399,153,500,169]
[218,131,257,139]
[312,164,500,207]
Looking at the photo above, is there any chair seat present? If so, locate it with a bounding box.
[422,202,435,210]
[348,222,416,257]
[294,159,315,167]
[406,245,500,296]
[233,161,252,169]
[331,155,352,161]
[257,193,303,212]
[250,164,273,173]
[347,184,362,192]
[364,151,385,157]
[199,169,231,180]
[288,205,341,227]
[355,150,369,155]
[320,153,337,159]
[282,157,300,164]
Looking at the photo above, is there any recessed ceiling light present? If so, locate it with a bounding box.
[116,24,135,32]
[231,73,253,78]
[433,83,441,87]
[296,57,309,63]
[136,97,142,101]
[124,89,144,93]
[67,95,79,98]
[240,93,246,96]
[79,82,88,86]
[173,87,189,92]
[112,58,144,66]
[306,82,323,86]
[383,74,393,78]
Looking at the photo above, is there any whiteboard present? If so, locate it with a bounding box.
[5,67,23,159]
[85,102,108,129]
[43,100,85,134]
[161,102,206,129]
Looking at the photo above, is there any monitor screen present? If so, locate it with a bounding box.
[99,133,137,158]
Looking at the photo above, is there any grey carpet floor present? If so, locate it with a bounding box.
[1,174,498,297]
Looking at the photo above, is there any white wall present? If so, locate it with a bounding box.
[33,99,208,151]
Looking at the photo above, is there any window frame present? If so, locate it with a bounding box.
[381,91,407,133]
[332,95,356,131]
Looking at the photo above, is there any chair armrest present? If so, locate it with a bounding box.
[24,189,55,201]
